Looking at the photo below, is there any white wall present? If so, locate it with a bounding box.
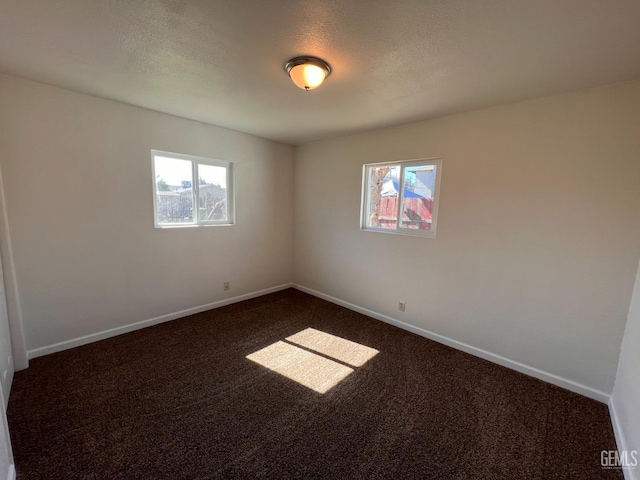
[0,73,294,354]
[294,82,640,397]
[0,250,14,403]
[1,72,639,398]
[0,387,13,480]
[0,164,26,371]
[0,222,15,479]
[0,247,14,478]
[612,258,640,479]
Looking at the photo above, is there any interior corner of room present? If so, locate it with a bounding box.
[0,1,639,478]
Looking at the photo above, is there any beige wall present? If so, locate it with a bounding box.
[294,82,640,396]
[0,73,295,353]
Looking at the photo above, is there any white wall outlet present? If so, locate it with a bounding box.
[398,301,406,312]
[223,281,230,291]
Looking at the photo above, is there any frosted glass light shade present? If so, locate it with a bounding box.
[289,64,326,90]
[285,56,331,91]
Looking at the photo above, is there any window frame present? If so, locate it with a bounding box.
[360,157,442,238]
[151,150,235,228]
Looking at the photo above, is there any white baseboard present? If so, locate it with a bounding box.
[7,464,15,480]
[26,281,611,404]
[609,396,637,480]
[293,284,610,404]
[28,283,294,359]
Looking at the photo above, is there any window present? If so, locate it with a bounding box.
[361,158,441,237]
[152,150,234,227]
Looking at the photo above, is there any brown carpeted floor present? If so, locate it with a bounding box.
[7,289,622,479]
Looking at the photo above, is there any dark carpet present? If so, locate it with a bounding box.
[8,289,621,479]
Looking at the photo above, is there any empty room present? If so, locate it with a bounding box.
[0,1,639,479]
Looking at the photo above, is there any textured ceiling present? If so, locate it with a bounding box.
[1,0,639,145]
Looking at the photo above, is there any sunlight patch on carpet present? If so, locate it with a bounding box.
[247,341,354,394]
[286,328,379,367]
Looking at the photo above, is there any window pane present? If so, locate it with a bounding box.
[197,164,227,222]
[400,165,436,230]
[154,156,194,224]
[367,165,400,229]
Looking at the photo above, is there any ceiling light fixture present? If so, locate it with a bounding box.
[284,56,332,91]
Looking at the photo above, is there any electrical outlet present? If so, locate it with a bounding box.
[398,301,406,312]
[223,281,230,291]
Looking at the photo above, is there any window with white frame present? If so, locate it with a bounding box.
[152,150,234,227]
[361,158,441,237]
